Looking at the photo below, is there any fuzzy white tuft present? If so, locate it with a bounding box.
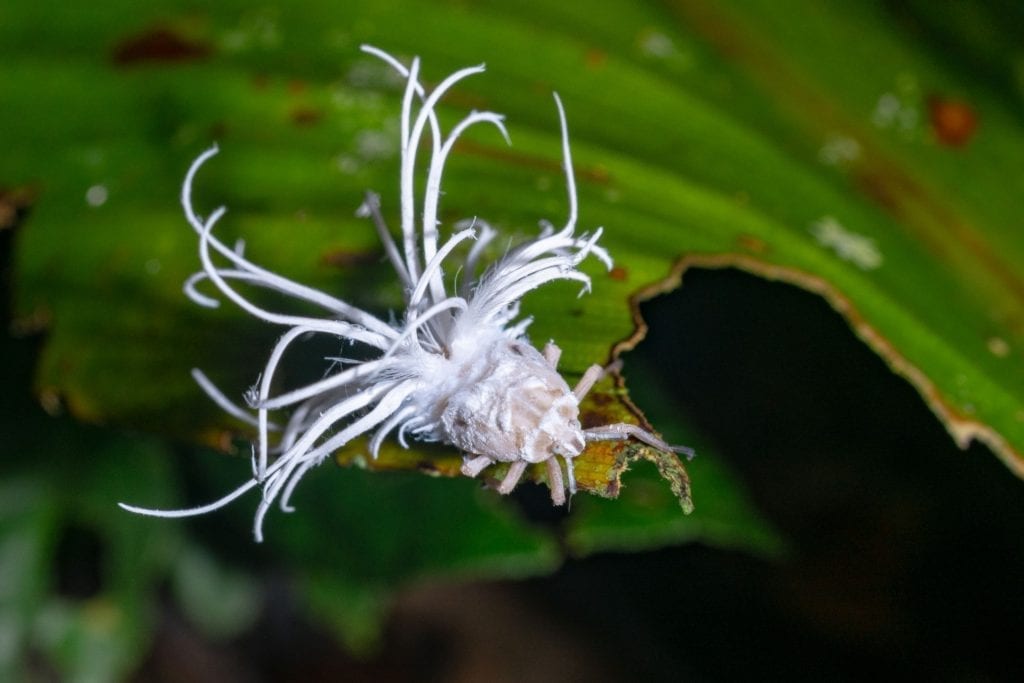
[120,46,691,541]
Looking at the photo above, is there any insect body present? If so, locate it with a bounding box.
[434,335,586,505]
[120,46,690,541]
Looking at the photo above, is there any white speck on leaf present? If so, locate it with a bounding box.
[335,154,360,174]
[987,337,1010,358]
[355,128,397,160]
[640,31,676,58]
[810,216,883,270]
[220,10,280,53]
[86,184,108,207]
[818,134,861,166]
[871,91,919,135]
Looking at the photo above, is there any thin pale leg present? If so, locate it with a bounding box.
[543,341,562,369]
[585,423,695,459]
[563,455,577,497]
[462,455,492,478]
[497,460,529,495]
[572,363,605,400]
[545,458,565,506]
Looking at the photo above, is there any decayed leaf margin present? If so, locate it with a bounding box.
[613,252,1024,480]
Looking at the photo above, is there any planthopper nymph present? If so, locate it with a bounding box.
[120,46,692,541]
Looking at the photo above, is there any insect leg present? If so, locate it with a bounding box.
[461,455,493,478]
[563,455,576,496]
[572,358,625,400]
[545,458,565,506]
[497,460,529,495]
[572,363,605,400]
[584,423,695,459]
[543,341,562,368]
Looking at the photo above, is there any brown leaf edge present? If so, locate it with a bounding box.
[613,252,1024,481]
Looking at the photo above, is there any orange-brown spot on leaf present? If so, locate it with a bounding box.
[579,410,606,430]
[208,121,229,139]
[927,95,978,147]
[321,248,379,269]
[737,234,767,254]
[290,107,323,127]
[609,266,629,281]
[590,164,611,183]
[193,426,238,453]
[439,88,489,113]
[287,79,308,95]
[585,49,608,69]
[111,26,212,66]
[10,306,51,336]
[0,185,36,230]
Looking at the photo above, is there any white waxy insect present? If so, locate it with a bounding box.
[120,46,692,541]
